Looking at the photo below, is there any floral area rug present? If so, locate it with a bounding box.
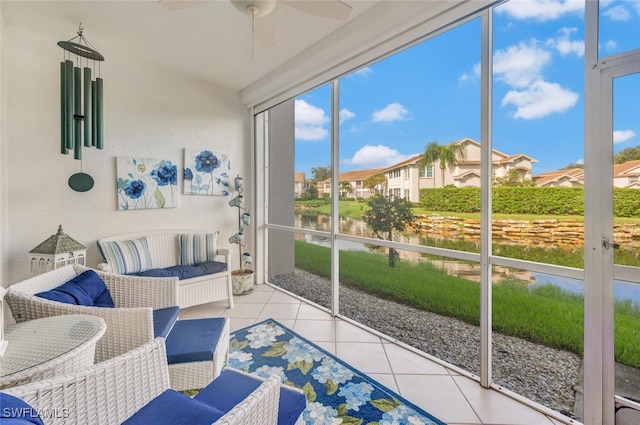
[228,318,447,425]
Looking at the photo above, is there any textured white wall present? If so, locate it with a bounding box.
[0,9,7,290]
[3,25,250,284]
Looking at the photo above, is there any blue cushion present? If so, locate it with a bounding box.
[121,389,224,425]
[165,318,227,364]
[194,369,306,425]
[0,393,45,425]
[130,261,227,280]
[153,306,180,338]
[35,270,114,308]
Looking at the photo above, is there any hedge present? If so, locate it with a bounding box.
[419,187,640,217]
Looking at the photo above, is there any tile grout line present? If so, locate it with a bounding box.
[380,339,403,398]
[449,374,486,425]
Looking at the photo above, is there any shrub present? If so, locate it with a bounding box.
[419,187,640,217]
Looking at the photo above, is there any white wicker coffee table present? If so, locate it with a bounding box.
[0,314,106,389]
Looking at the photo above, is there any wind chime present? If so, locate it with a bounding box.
[58,24,104,192]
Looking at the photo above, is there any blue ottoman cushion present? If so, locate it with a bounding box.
[165,318,227,364]
[122,389,224,425]
[152,306,180,338]
[194,369,306,425]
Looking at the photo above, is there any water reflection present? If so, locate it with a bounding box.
[295,213,640,303]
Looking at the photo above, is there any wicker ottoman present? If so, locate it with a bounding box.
[165,317,229,391]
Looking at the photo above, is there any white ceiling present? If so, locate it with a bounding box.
[1,0,383,92]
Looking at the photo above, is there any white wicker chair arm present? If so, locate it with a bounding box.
[3,338,170,425]
[5,290,155,362]
[96,262,111,272]
[214,374,281,425]
[74,265,179,309]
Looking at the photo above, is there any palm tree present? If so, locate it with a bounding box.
[363,173,387,196]
[339,181,353,199]
[421,141,466,188]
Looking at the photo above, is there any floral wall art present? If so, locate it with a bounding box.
[183,149,231,196]
[116,156,178,210]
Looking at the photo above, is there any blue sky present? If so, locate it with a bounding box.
[294,0,640,177]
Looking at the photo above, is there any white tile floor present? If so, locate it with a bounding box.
[180,284,573,425]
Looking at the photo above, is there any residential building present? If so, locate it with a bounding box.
[533,160,640,188]
[533,168,585,187]
[384,138,536,202]
[614,160,640,188]
[293,172,309,198]
[316,168,385,199]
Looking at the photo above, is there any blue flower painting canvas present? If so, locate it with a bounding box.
[183,148,231,196]
[116,156,178,210]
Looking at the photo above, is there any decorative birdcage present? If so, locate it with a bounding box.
[29,225,86,275]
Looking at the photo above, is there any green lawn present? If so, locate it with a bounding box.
[294,239,640,368]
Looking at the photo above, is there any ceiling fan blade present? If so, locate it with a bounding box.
[157,0,209,10]
[254,14,275,46]
[282,0,352,20]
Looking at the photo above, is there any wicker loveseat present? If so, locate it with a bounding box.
[1,338,306,425]
[96,229,234,309]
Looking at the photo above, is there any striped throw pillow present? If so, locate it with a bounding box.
[179,232,219,265]
[99,238,153,274]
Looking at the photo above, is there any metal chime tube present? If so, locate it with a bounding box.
[96,77,103,150]
[91,80,97,147]
[60,62,68,154]
[83,67,92,147]
[64,60,74,151]
[73,66,82,160]
[59,27,104,161]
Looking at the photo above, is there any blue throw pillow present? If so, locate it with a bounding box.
[0,393,45,425]
[36,270,115,308]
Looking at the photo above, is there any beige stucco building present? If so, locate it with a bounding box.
[315,168,386,199]
[384,138,536,202]
[533,160,640,188]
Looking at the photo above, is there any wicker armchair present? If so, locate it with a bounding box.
[2,338,283,425]
[5,264,179,362]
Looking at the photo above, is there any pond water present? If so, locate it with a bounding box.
[295,213,640,304]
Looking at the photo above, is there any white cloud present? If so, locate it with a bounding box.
[602,39,618,51]
[354,67,373,77]
[295,126,328,141]
[345,145,412,168]
[492,38,580,120]
[339,108,356,124]
[501,79,579,119]
[295,99,329,126]
[496,0,584,21]
[546,27,584,57]
[295,99,329,141]
[493,41,552,88]
[576,158,584,165]
[614,129,636,143]
[371,103,410,122]
[604,4,631,21]
[459,63,481,83]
